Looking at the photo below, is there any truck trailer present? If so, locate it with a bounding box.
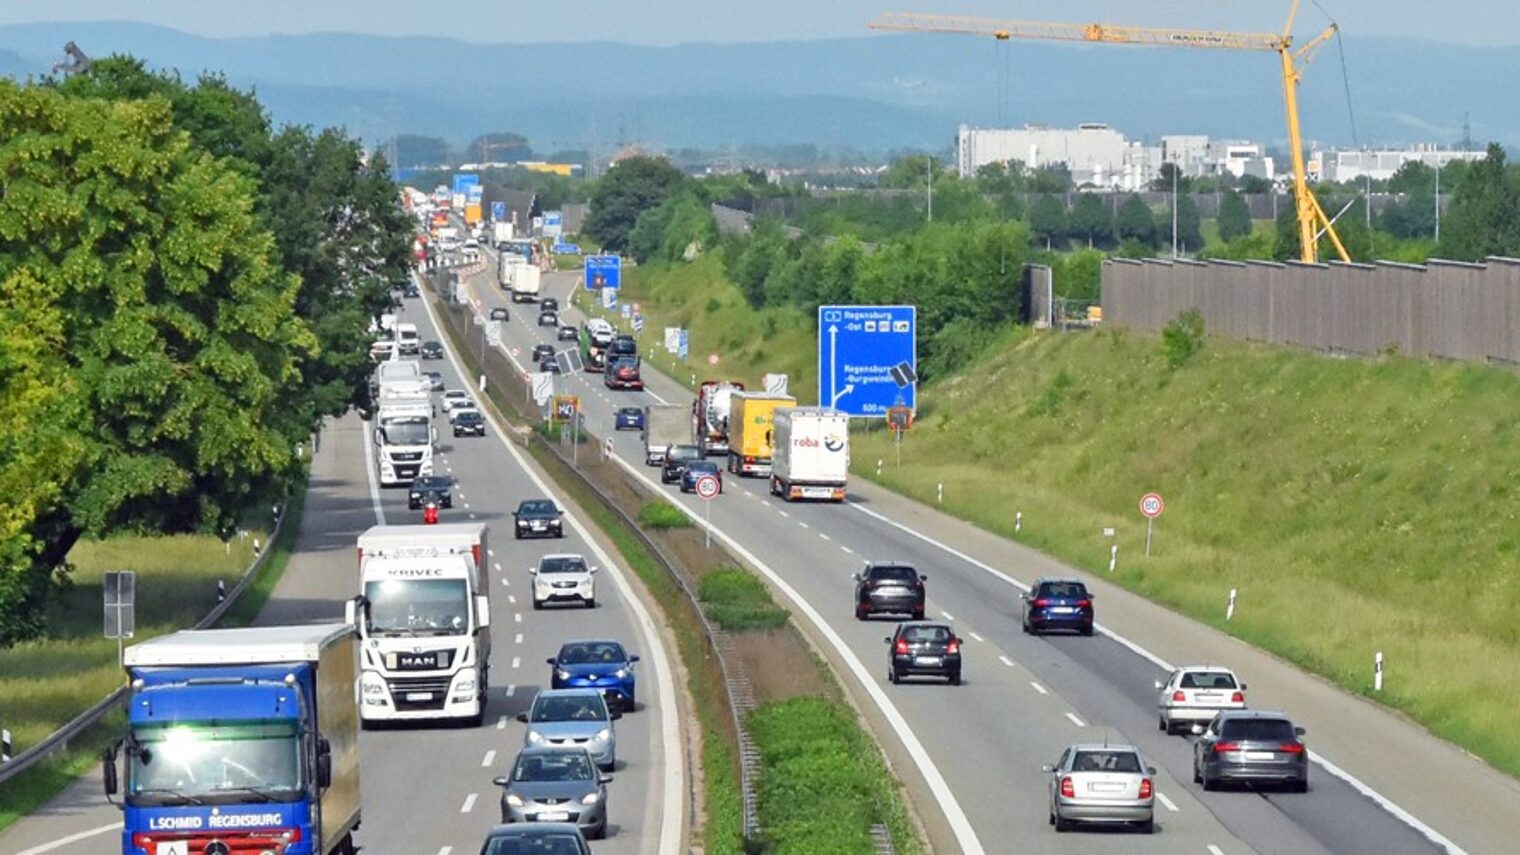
[726,392,796,476]
[642,404,689,466]
[693,380,745,457]
[106,624,362,855]
[770,407,850,502]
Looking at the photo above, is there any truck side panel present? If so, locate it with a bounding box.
[317,634,362,852]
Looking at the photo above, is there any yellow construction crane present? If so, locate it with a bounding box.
[869,1,1350,263]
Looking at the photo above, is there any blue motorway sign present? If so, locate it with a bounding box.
[584,254,622,291]
[677,329,689,359]
[817,305,917,417]
[451,173,479,194]
[491,201,506,221]
[552,243,581,255]
[543,211,563,238]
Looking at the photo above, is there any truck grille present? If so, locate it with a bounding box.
[388,675,452,711]
[391,451,424,462]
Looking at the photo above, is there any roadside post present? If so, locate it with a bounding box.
[1375,651,1384,691]
[696,474,720,548]
[104,570,136,670]
[1227,588,1238,621]
[1139,492,1165,556]
[887,405,912,467]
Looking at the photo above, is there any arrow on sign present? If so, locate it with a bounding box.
[831,383,855,409]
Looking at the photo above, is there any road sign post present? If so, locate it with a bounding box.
[104,570,136,669]
[696,474,720,547]
[817,305,917,416]
[1139,492,1165,556]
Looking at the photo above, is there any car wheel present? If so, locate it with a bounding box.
[532,599,543,611]
[1054,813,1073,833]
[888,667,899,684]
[1138,818,1155,835]
[1021,620,1031,634]
[1048,810,1055,826]
[1192,758,1202,784]
[1290,778,1308,794]
[855,605,867,621]
[1201,765,1216,791]
[913,608,925,620]
[555,530,564,539]
[1081,625,1095,637]
[1159,716,1169,733]
[948,671,961,686]
[585,597,596,609]
[588,821,606,841]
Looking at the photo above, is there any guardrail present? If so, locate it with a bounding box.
[425,273,765,839]
[0,500,290,787]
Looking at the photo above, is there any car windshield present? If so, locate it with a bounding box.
[902,625,952,643]
[481,833,587,855]
[1181,671,1238,690]
[1220,718,1298,741]
[456,412,481,423]
[611,340,636,355]
[687,462,717,474]
[379,417,430,445]
[869,566,918,583]
[364,578,470,635]
[670,446,700,461]
[512,752,594,783]
[532,695,607,723]
[413,477,450,491]
[1071,751,1143,773]
[539,557,586,575]
[1038,582,1087,599]
[128,719,301,805]
[519,501,558,516]
[559,642,627,665]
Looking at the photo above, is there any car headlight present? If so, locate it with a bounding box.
[505,794,524,807]
[612,669,628,679]
[580,792,600,805]
[556,669,572,681]
[526,731,546,744]
[592,728,611,743]
[362,674,386,695]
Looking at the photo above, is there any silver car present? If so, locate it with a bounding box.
[1157,666,1246,735]
[517,689,619,770]
[493,746,611,839]
[1044,743,1156,834]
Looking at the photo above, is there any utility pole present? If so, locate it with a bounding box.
[926,155,933,223]
[1170,160,1179,259]
[1434,164,1441,243]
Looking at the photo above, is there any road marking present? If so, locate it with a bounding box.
[488,548,496,557]
[515,612,522,623]
[494,562,502,572]
[515,633,524,644]
[999,655,1015,667]
[1066,712,1086,727]
[501,578,510,586]
[797,521,809,529]
[511,656,521,669]
[1207,846,1225,855]
[506,684,517,697]
[463,501,471,509]
[469,512,477,519]
[968,631,984,642]
[941,610,956,620]
[460,793,477,813]
[776,509,789,517]
[819,533,831,541]
[1031,681,1048,694]
[15,822,123,855]
[482,750,497,767]
[1156,791,1179,812]
[497,715,508,729]
[360,425,387,526]
[841,545,854,554]
[439,848,452,855]
[508,594,517,604]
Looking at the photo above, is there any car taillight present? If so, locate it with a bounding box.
[1231,691,1245,704]
[1138,778,1153,799]
[1172,690,1187,702]
[1032,598,1051,608]
[1214,741,1240,752]
[894,639,910,655]
[946,640,960,654]
[1060,776,1075,798]
[1075,599,1092,608]
[1278,742,1305,754]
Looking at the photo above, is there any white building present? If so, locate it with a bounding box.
[956,123,1128,186]
[1309,145,1486,183]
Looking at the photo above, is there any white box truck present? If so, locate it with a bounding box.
[348,523,492,726]
[770,407,850,502]
[509,264,542,303]
[395,322,420,356]
[642,404,689,465]
[373,401,435,486]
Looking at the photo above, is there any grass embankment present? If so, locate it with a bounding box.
[853,328,1520,777]
[0,481,307,829]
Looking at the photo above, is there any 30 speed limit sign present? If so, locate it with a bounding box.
[1139,492,1165,519]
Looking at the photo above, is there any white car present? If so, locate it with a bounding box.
[448,403,480,425]
[464,237,480,249]
[1156,666,1246,735]
[530,554,597,609]
[440,389,472,412]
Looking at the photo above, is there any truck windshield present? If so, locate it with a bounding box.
[364,578,470,635]
[128,720,301,806]
[379,417,430,445]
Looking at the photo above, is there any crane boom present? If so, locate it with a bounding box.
[868,2,1350,264]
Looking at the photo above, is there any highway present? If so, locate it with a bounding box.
[0,290,684,855]
[458,244,1519,855]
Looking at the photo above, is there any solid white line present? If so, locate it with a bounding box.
[846,500,1469,854]
[1066,712,1087,727]
[1156,791,1179,812]
[506,684,517,697]
[423,279,686,855]
[482,750,497,767]
[1031,681,1048,695]
[999,655,1015,667]
[941,610,956,620]
[460,793,477,813]
[511,656,521,669]
[439,848,453,855]
[968,631,984,642]
[360,424,387,526]
[1207,846,1225,855]
[15,822,123,855]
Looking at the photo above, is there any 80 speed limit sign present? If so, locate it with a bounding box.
[695,474,721,500]
[1139,492,1165,519]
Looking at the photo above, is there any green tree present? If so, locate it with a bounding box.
[0,80,317,640]
[584,156,687,252]
[1028,195,1068,248]
[878,154,940,190]
[1068,194,1114,247]
[1150,162,1193,193]
[390,134,452,169]
[1116,195,1157,246]
[466,131,532,163]
[1028,164,1073,193]
[1162,193,1205,254]
[1238,175,1273,195]
[1218,188,1253,242]
[1436,144,1520,261]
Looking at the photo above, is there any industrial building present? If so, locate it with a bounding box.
[957,124,1273,190]
[1308,145,1486,182]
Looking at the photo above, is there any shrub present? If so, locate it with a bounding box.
[1162,308,1206,368]
[638,501,692,529]
[699,568,788,631]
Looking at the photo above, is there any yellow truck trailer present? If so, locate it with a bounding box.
[726,392,797,476]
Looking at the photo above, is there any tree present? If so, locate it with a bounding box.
[1068,194,1114,247]
[1117,195,1157,246]
[0,80,317,640]
[1386,160,1435,196]
[1238,174,1273,195]
[466,132,532,164]
[1150,162,1193,193]
[1162,193,1205,254]
[584,156,687,252]
[1028,195,1068,248]
[391,134,452,169]
[1218,189,1253,242]
[879,154,940,190]
[1436,144,1520,261]
[1028,164,1073,194]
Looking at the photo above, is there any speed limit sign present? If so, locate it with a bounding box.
[1139,492,1164,518]
[695,474,721,500]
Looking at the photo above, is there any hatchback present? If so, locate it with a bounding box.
[477,822,590,855]
[441,389,473,412]
[494,747,610,839]
[490,307,510,322]
[541,297,560,313]
[886,621,961,685]
[420,341,445,360]
[532,344,555,363]
[854,563,926,620]
[1193,710,1308,791]
[661,444,703,484]
[1045,743,1156,834]
[614,407,644,431]
[424,370,445,391]
[557,324,579,341]
[680,460,723,494]
[538,310,559,327]
[1157,667,1247,735]
[1022,578,1094,636]
[518,688,619,770]
[548,640,640,711]
[539,355,562,374]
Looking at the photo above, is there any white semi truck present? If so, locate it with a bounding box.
[503,263,542,303]
[373,400,435,486]
[348,524,492,727]
[770,407,850,502]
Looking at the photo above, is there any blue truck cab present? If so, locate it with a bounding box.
[105,624,361,855]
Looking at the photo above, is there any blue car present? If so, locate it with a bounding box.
[1021,577,1095,636]
[680,460,723,494]
[548,640,640,711]
[614,407,644,431]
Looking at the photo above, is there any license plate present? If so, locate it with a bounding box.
[1245,751,1276,760]
[915,656,941,665]
[1090,782,1125,793]
[405,692,434,701]
[1051,606,1075,614]
[538,811,569,822]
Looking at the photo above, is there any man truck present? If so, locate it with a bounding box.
[105,624,362,855]
[642,404,689,466]
[693,380,745,457]
[727,392,796,476]
[373,399,435,486]
[770,407,850,502]
[348,523,492,726]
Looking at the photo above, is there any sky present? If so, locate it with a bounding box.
[0,0,1515,47]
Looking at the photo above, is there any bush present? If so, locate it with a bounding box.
[1162,308,1206,368]
[699,568,788,631]
[638,501,692,529]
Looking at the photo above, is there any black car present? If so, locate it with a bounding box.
[1021,577,1094,636]
[408,474,454,509]
[514,499,565,539]
[609,335,637,360]
[490,307,510,321]
[886,621,961,685]
[854,563,927,621]
[1193,711,1309,792]
[539,355,562,374]
[537,310,559,327]
[453,410,486,437]
[420,340,445,360]
[661,444,703,484]
[540,297,560,313]
[557,324,579,341]
[478,823,591,855]
[403,283,420,298]
[604,357,643,390]
[532,344,556,363]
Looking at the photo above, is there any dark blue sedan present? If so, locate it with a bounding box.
[1021,577,1094,636]
[548,640,640,711]
[614,407,644,431]
[680,460,723,494]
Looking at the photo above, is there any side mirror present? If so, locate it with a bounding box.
[476,595,491,629]
[1241,683,1248,691]
[1019,592,1029,600]
[101,743,119,797]
[1147,766,1158,776]
[851,573,861,581]
[528,567,538,575]
[609,709,622,721]
[590,567,600,574]
[629,655,640,663]
[1190,724,1205,736]
[919,574,929,581]
[492,776,509,787]
[345,598,359,629]
[546,657,558,666]
[1294,726,1306,736]
[316,737,333,788]
[601,774,615,784]
[516,712,529,723]
[883,637,892,644]
[1040,764,1055,773]
[431,427,438,444]
[1153,680,1163,690]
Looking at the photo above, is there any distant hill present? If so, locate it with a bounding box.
[0,21,1514,151]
